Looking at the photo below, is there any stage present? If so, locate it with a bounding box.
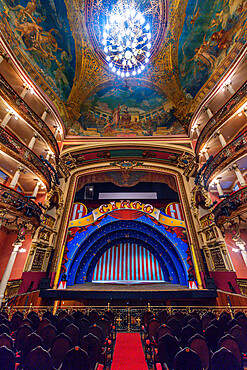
[39,282,218,301]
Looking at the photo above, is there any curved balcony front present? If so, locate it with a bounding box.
[0,183,42,228]
[202,129,247,189]
[0,126,52,190]
[0,74,59,158]
[213,185,247,229]
[195,81,247,157]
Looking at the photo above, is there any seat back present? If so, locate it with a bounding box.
[22,332,44,363]
[51,333,72,369]
[211,347,241,370]
[167,318,182,339]
[174,347,202,370]
[0,346,15,370]
[61,347,90,370]
[40,323,57,350]
[24,345,53,370]
[65,323,80,347]
[230,324,247,353]
[204,324,221,352]
[219,334,242,368]
[80,333,101,369]
[147,318,160,344]
[0,333,13,350]
[158,333,180,369]
[88,324,104,345]
[15,324,33,351]
[156,324,173,343]
[180,325,197,348]
[189,333,210,370]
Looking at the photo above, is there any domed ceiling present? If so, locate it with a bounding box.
[0,0,246,138]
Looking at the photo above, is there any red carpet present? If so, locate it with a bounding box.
[111,333,148,370]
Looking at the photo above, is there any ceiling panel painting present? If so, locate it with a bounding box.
[178,0,247,98]
[0,0,75,100]
[67,84,186,137]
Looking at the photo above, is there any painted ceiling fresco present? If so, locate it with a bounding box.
[68,84,186,137]
[0,0,76,100]
[179,0,247,97]
[0,0,246,137]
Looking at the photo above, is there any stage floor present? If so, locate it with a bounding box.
[40,282,218,301]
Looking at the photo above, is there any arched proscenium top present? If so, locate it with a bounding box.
[65,215,189,286]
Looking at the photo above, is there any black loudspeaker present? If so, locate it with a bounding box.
[39,277,51,290]
[205,277,217,290]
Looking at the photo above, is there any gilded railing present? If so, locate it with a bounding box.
[195,80,247,156]
[0,126,51,189]
[213,186,247,228]
[0,74,59,158]
[202,129,247,188]
[0,184,42,225]
[2,305,247,331]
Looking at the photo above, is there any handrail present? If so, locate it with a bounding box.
[0,183,42,224]
[0,74,59,157]
[0,125,51,189]
[202,128,247,188]
[195,80,247,156]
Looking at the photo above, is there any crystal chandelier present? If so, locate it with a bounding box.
[103,1,151,77]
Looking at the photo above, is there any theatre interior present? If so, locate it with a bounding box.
[0,0,247,368]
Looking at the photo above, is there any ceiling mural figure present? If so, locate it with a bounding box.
[0,0,75,100]
[178,0,247,98]
[68,84,186,137]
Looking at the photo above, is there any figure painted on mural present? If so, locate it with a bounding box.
[120,107,132,129]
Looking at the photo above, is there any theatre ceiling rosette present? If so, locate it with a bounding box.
[0,0,246,137]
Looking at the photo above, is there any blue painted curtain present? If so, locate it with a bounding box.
[92,243,164,282]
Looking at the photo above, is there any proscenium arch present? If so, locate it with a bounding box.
[53,160,202,285]
[66,219,188,286]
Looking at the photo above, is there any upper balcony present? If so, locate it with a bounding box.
[0,74,59,158]
[0,126,52,190]
[195,80,247,158]
[213,185,247,229]
[202,128,247,189]
[0,183,42,228]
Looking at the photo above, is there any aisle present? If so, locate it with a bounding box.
[111,333,148,370]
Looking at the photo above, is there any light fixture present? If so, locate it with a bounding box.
[19,248,26,253]
[103,0,151,77]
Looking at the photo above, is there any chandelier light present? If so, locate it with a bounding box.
[103,1,151,77]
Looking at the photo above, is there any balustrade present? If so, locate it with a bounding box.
[195,80,247,156]
[213,185,247,228]
[0,74,59,157]
[202,129,247,188]
[0,126,52,189]
[0,183,42,226]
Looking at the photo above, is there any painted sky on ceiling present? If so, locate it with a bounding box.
[0,0,75,100]
[68,84,186,137]
[178,0,247,97]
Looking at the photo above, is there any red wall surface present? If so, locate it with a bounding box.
[0,230,32,281]
[225,232,247,279]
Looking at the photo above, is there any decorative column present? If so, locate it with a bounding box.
[0,236,24,306]
[215,180,224,197]
[224,81,235,95]
[205,106,213,119]
[216,131,227,147]
[54,128,59,138]
[28,133,38,150]
[9,167,23,189]
[202,150,209,160]
[41,109,49,121]
[32,181,41,199]
[20,86,29,99]
[0,55,4,64]
[0,112,12,128]
[231,164,246,187]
